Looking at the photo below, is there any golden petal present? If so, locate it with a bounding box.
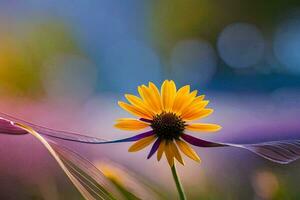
[175,140,201,162]
[118,101,153,119]
[169,141,184,165]
[164,142,174,166]
[161,80,176,112]
[181,100,209,117]
[182,108,214,121]
[125,94,156,116]
[186,123,222,132]
[114,118,149,131]
[142,84,162,113]
[139,85,161,114]
[174,90,198,115]
[172,85,190,113]
[157,140,166,161]
[148,82,163,112]
[128,135,156,152]
[189,95,206,106]
[197,95,205,101]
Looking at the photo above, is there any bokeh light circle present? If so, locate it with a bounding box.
[170,39,217,86]
[217,23,265,68]
[274,16,300,74]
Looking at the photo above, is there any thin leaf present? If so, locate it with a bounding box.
[0,112,152,144]
[182,133,300,164]
[242,140,300,164]
[2,112,300,165]
[49,141,119,200]
[13,122,120,200]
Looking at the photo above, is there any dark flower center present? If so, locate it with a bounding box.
[151,112,185,140]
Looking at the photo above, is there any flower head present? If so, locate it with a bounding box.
[115,80,221,166]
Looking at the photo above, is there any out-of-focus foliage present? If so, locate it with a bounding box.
[0,20,81,96]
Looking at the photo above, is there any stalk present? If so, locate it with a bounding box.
[171,164,186,200]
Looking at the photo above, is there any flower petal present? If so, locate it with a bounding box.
[118,101,152,119]
[181,100,209,118]
[169,141,184,165]
[182,108,214,121]
[175,139,201,162]
[148,82,163,112]
[186,123,222,132]
[172,90,198,115]
[177,90,198,115]
[125,94,156,116]
[161,80,176,112]
[114,118,149,131]
[138,84,162,114]
[128,135,156,152]
[197,95,205,101]
[147,138,161,159]
[157,140,166,161]
[0,118,28,135]
[181,133,226,147]
[164,142,175,166]
[172,85,190,113]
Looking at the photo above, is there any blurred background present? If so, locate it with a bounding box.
[0,0,300,199]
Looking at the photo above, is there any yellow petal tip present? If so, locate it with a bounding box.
[128,146,139,152]
[214,125,222,131]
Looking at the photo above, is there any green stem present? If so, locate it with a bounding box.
[171,164,186,200]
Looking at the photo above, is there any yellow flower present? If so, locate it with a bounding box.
[115,80,222,166]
